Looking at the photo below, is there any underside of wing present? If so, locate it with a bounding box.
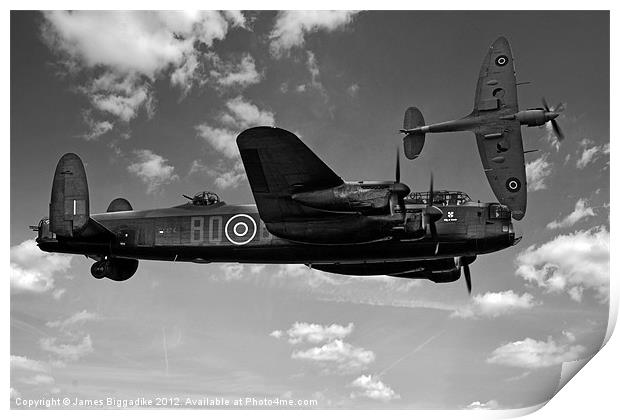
[475,123,527,219]
[237,126,345,223]
[474,37,518,114]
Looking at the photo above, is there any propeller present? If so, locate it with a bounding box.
[390,148,410,222]
[542,97,564,141]
[424,173,443,240]
[458,256,476,295]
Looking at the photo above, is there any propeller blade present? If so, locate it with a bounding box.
[551,119,564,141]
[429,173,434,205]
[542,97,550,112]
[395,148,401,183]
[429,220,438,240]
[464,264,472,295]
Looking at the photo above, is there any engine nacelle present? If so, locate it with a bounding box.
[91,258,139,281]
[514,109,547,127]
[292,182,410,215]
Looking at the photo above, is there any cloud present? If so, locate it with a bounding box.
[196,96,275,160]
[576,138,609,169]
[127,149,179,193]
[487,336,585,369]
[269,330,283,339]
[283,322,355,345]
[189,159,247,189]
[515,226,609,302]
[347,83,360,97]
[46,310,99,330]
[546,198,596,230]
[270,11,359,55]
[10,355,49,373]
[41,11,247,132]
[292,339,375,374]
[466,400,500,410]
[525,154,552,191]
[40,334,94,361]
[349,374,400,402]
[81,112,114,140]
[20,374,55,386]
[195,96,274,189]
[10,239,73,294]
[210,53,262,89]
[451,291,538,319]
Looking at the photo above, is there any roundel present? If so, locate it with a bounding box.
[495,55,509,67]
[505,177,522,193]
[224,214,257,245]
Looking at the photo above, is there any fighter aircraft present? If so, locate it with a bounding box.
[400,36,564,220]
[33,127,519,294]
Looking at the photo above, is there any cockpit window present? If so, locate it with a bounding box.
[406,191,472,206]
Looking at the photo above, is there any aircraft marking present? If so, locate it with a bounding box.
[495,55,508,66]
[224,214,257,245]
[505,177,521,192]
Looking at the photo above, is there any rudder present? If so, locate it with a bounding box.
[49,153,90,237]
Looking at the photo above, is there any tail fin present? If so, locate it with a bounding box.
[49,153,90,237]
[403,107,426,160]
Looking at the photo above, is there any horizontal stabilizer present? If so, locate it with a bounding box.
[404,106,424,130]
[403,133,425,160]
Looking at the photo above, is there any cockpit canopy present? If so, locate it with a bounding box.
[406,190,472,206]
[184,191,221,206]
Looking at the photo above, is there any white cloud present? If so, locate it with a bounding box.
[40,334,94,361]
[451,291,538,319]
[526,154,552,191]
[515,226,609,302]
[350,374,400,402]
[189,159,247,189]
[10,388,21,400]
[285,322,355,345]
[292,339,375,374]
[10,355,49,373]
[46,310,99,330]
[576,139,609,169]
[269,330,284,339]
[10,239,73,294]
[81,112,114,141]
[196,96,275,160]
[195,125,239,159]
[127,149,179,193]
[20,374,56,386]
[41,11,247,129]
[223,96,275,128]
[546,198,596,230]
[487,336,585,369]
[270,11,359,55]
[467,400,500,410]
[347,83,360,97]
[210,54,262,89]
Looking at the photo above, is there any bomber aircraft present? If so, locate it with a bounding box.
[33,127,520,294]
[400,36,564,220]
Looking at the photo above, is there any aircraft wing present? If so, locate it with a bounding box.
[237,126,345,222]
[473,36,518,113]
[473,37,526,220]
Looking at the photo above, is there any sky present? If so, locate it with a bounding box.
[10,11,610,409]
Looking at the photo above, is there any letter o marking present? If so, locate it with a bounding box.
[225,214,257,245]
[495,55,508,66]
[506,177,521,192]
